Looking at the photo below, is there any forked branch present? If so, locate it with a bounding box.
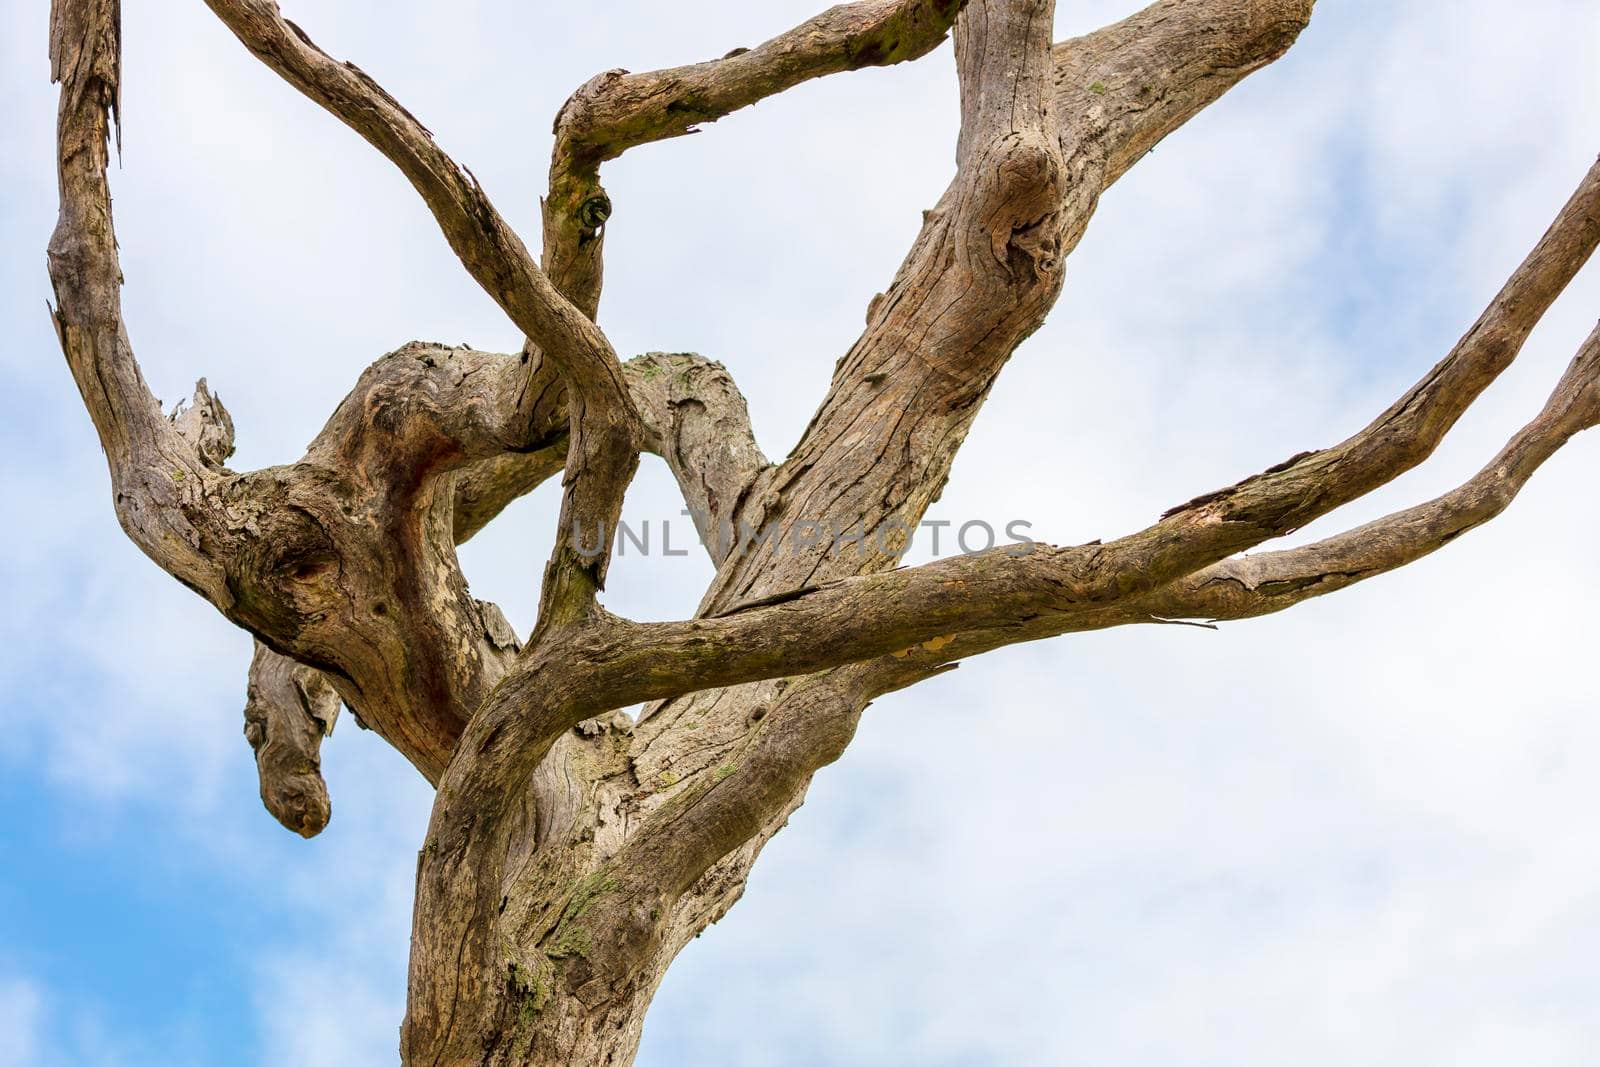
[593,5,1333,929]
[871,315,1600,685]
[451,154,1600,788]
[1138,320,1600,624]
[238,347,765,828]
[1122,156,1600,590]
[46,1,1600,1063]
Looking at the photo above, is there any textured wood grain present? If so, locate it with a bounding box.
[45,0,1600,1062]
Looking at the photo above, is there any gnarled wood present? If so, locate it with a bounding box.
[203,0,642,630]
[243,640,343,837]
[236,348,765,824]
[45,0,1600,1063]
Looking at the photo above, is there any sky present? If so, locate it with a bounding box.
[1,1,1598,1064]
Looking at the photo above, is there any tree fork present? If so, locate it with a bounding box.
[44,0,1600,1063]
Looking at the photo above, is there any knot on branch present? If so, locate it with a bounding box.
[984,131,1066,223]
[578,194,612,231]
[243,642,342,837]
[846,0,966,67]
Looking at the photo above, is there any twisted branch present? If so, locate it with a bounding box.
[204,0,642,628]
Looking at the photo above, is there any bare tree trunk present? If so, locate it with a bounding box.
[42,0,1600,1062]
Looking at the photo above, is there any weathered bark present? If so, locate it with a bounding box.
[45,0,1600,1063]
[239,348,766,831]
[243,640,343,837]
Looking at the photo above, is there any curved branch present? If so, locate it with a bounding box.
[200,2,614,386]
[49,0,519,790]
[451,447,569,546]
[484,318,1600,749]
[626,353,770,564]
[235,346,765,815]
[703,0,1068,612]
[47,0,234,605]
[224,344,543,788]
[400,349,768,554]
[1141,320,1600,623]
[566,3,1333,947]
[544,0,966,318]
[203,0,642,627]
[1118,155,1600,591]
[563,0,964,163]
[856,316,1600,693]
[433,154,1600,810]
[406,10,1067,1048]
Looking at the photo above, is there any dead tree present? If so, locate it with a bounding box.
[46,0,1599,1062]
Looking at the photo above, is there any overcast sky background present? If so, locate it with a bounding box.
[2,1,1599,1064]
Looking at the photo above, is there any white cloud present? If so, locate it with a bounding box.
[0,977,43,1067]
